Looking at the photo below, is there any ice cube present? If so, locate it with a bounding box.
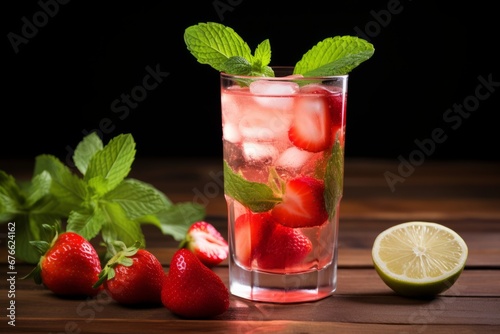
[221,91,244,124]
[242,142,279,164]
[222,122,241,143]
[276,146,315,171]
[239,113,274,141]
[239,110,291,142]
[250,80,299,96]
[250,80,299,109]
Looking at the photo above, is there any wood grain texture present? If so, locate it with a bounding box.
[1,158,499,333]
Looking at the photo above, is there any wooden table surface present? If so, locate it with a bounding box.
[1,158,499,333]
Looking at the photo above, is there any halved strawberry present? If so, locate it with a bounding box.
[271,176,328,228]
[289,86,334,152]
[233,212,273,268]
[180,221,229,268]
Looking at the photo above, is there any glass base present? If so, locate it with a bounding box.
[229,259,337,303]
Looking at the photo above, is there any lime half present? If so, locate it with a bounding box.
[372,221,468,298]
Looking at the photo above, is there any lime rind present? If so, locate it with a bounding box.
[372,221,468,298]
[373,265,465,298]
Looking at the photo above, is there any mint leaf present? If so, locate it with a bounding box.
[0,171,21,221]
[99,202,145,253]
[184,22,252,72]
[84,133,136,191]
[34,154,87,213]
[253,39,271,68]
[253,66,274,77]
[222,56,252,75]
[74,132,104,175]
[25,171,51,208]
[66,208,105,241]
[294,36,375,76]
[16,215,44,264]
[104,179,167,220]
[23,171,68,222]
[324,139,344,219]
[223,161,281,212]
[185,22,274,77]
[150,202,206,241]
[249,39,274,77]
[1,168,68,264]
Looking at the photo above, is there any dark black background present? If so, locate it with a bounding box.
[2,1,499,162]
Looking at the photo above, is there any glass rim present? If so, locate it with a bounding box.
[220,66,348,80]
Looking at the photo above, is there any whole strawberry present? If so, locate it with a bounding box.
[161,248,229,318]
[26,225,102,297]
[93,241,165,306]
[179,221,228,267]
[234,212,312,270]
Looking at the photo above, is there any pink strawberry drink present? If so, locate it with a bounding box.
[222,68,347,303]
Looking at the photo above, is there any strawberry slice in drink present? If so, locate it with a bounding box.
[271,176,329,228]
[234,212,272,268]
[289,84,346,152]
[288,85,334,152]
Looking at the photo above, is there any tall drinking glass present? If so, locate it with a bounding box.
[221,67,347,303]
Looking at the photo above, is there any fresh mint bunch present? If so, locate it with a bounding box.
[0,132,205,263]
[184,22,374,77]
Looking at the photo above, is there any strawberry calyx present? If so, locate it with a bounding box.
[21,221,62,284]
[92,240,140,289]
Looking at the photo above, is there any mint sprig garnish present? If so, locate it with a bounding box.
[184,22,374,77]
[184,22,273,77]
[0,132,205,263]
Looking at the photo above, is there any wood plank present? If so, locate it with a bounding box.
[1,289,498,330]
[2,319,499,334]
[2,217,500,267]
[2,266,500,298]
[4,265,499,296]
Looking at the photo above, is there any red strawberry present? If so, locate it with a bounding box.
[26,229,102,297]
[233,212,274,268]
[271,176,328,228]
[180,221,228,267]
[289,86,334,152]
[255,220,313,270]
[328,90,347,146]
[161,249,229,318]
[234,212,312,270]
[93,241,165,306]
